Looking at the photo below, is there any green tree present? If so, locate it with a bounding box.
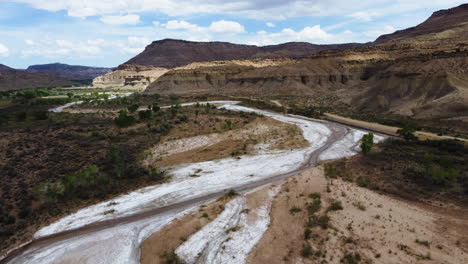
[127,104,139,113]
[397,126,417,141]
[360,133,374,155]
[114,109,136,127]
[138,110,152,120]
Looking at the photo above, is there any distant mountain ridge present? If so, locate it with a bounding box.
[124,39,362,68]
[26,63,113,81]
[0,64,78,91]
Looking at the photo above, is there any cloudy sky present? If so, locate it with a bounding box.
[0,0,465,68]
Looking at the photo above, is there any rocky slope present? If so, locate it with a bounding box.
[0,64,78,91]
[144,4,468,129]
[26,63,113,83]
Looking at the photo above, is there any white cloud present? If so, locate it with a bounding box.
[100,14,140,25]
[17,0,467,20]
[25,39,35,46]
[21,39,103,58]
[161,20,203,31]
[266,22,275,28]
[363,25,396,39]
[209,20,245,34]
[0,43,9,57]
[348,11,373,21]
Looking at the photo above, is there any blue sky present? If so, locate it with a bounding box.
[0,0,465,69]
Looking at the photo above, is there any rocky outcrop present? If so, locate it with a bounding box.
[92,64,168,89]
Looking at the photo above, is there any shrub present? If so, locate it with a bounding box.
[328,200,343,211]
[138,110,152,120]
[226,189,238,196]
[152,104,160,112]
[127,104,139,113]
[161,251,184,264]
[15,111,27,121]
[33,110,49,120]
[150,167,166,181]
[224,119,233,130]
[307,199,321,215]
[290,206,302,214]
[0,113,8,125]
[342,252,361,264]
[301,245,313,258]
[114,110,136,127]
[308,192,321,199]
[397,126,417,141]
[304,228,312,240]
[431,167,458,186]
[178,115,188,122]
[307,215,330,229]
[360,133,374,155]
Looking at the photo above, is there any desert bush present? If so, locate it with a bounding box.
[15,111,27,121]
[178,115,188,122]
[224,119,233,130]
[290,206,302,214]
[307,199,322,215]
[33,110,49,120]
[149,167,166,181]
[152,104,160,112]
[304,228,312,240]
[342,252,362,264]
[397,126,417,141]
[114,110,136,127]
[127,104,139,113]
[431,167,458,186]
[301,245,313,258]
[0,113,8,125]
[308,192,321,199]
[328,200,343,211]
[161,251,184,264]
[360,133,374,155]
[138,110,152,120]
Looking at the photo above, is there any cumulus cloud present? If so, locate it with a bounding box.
[266,22,275,28]
[209,20,245,34]
[156,19,245,35]
[0,43,9,57]
[251,25,346,45]
[348,11,373,21]
[162,20,203,31]
[17,0,467,19]
[100,14,140,25]
[21,39,103,58]
[362,25,396,39]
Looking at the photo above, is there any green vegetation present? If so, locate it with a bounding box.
[397,126,417,141]
[341,252,362,264]
[114,110,136,127]
[32,110,49,120]
[161,251,184,264]
[325,138,468,204]
[301,245,313,258]
[328,200,344,211]
[360,133,374,155]
[127,104,139,113]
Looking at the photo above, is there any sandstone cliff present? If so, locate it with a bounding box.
[92,64,168,89]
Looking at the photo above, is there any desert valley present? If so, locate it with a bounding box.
[0,2,467,264]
